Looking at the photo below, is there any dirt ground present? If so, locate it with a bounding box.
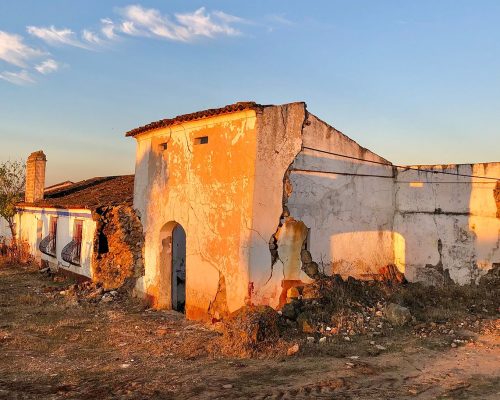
[0,260,499,400]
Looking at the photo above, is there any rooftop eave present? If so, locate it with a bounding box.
[125,101,265,138]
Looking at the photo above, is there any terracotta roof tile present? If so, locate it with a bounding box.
[125,101,265,137]
[18,175,134,210]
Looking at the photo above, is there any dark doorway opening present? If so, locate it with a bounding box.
[171,224,186,312]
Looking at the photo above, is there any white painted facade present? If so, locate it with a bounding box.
[395,163,500,284]
[15,207,96,277]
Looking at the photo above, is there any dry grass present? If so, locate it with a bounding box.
[0,259,499,399]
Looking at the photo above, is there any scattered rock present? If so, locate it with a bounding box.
[222,384,233,389]
[319,337,327,345]
[287,344,299,356]
[281,301,299,320]
[303,262,319,278]
[297,313,315,333]
[384,303,412,326]
[302,285,321,300]
[222,306,280,350]
[306,336,315,344]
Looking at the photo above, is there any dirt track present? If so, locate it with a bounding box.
[0,261,499,399]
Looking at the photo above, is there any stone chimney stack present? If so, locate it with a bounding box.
[25,150,46,203]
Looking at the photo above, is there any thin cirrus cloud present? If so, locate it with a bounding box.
[25,5,246,48]
[0,30,46,67]
[34,59,59,74]
[108,5,246,42]
[1,4,248,86]
[26,25,90,49]
[0,69,35,85]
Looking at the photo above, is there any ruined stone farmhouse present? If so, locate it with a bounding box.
[7,102,500,321]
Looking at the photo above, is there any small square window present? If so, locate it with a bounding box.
[194,136,208,145]
[159,142,168,151]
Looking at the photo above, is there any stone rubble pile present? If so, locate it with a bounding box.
[92,205,144,290]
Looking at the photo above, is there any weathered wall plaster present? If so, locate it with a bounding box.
[395,163,500,284]
[132,102,499,320]
[16,207,95,276]
[133,110,258,320]
[248,103,308,308]
[287,113,397,279]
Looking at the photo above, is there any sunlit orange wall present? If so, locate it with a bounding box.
[133,111,258,320]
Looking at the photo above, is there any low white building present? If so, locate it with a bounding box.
[14,151,138,283]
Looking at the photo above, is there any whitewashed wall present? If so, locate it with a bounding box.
[288,114,397,278]
[16,207,96,277]
[395,163,500,284]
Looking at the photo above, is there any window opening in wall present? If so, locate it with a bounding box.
[49,217,57,253]
[194,136,208,145]
[98,230,109,255]
[159,142,168,151]
[62,219,83,266]
[73,220,83,264]
[39,217,58,257]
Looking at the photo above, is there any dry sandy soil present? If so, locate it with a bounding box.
[0,260,499,399]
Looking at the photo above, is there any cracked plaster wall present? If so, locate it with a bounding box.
[133,110,258,320]
[286,113,398,281]
[395,163,500,284]
[131,102,499,320]
[248,103,309,308]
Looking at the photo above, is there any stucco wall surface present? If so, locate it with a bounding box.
[288,114,397,280]
[133,110,258,320]
[395,163,500,284]
[16,207,95,277]
[133,102,500,320]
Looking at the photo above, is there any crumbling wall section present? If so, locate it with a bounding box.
[395,162,500,284]
[287,113,397,280]
[92,205,144,290]
[248,103,309,308]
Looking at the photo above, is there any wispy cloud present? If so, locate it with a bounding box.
[114,5,245,41]
[27,25,89,49]
[1,4,249,86]
[265,14,294,26]
[82,29,102,45]
[0,69,35,85]
[101,18,117,39]
[0,30,45,67]
[34,58,59,74]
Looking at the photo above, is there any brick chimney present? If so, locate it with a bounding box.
[25,150,46,203]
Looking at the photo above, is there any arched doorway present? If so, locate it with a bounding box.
[159,221,186,313]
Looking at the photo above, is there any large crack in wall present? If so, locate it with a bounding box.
[265,110,319,305]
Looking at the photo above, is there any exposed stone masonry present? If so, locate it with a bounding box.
[92,205,144,290]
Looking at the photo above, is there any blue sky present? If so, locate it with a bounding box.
[1,1,499,185]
